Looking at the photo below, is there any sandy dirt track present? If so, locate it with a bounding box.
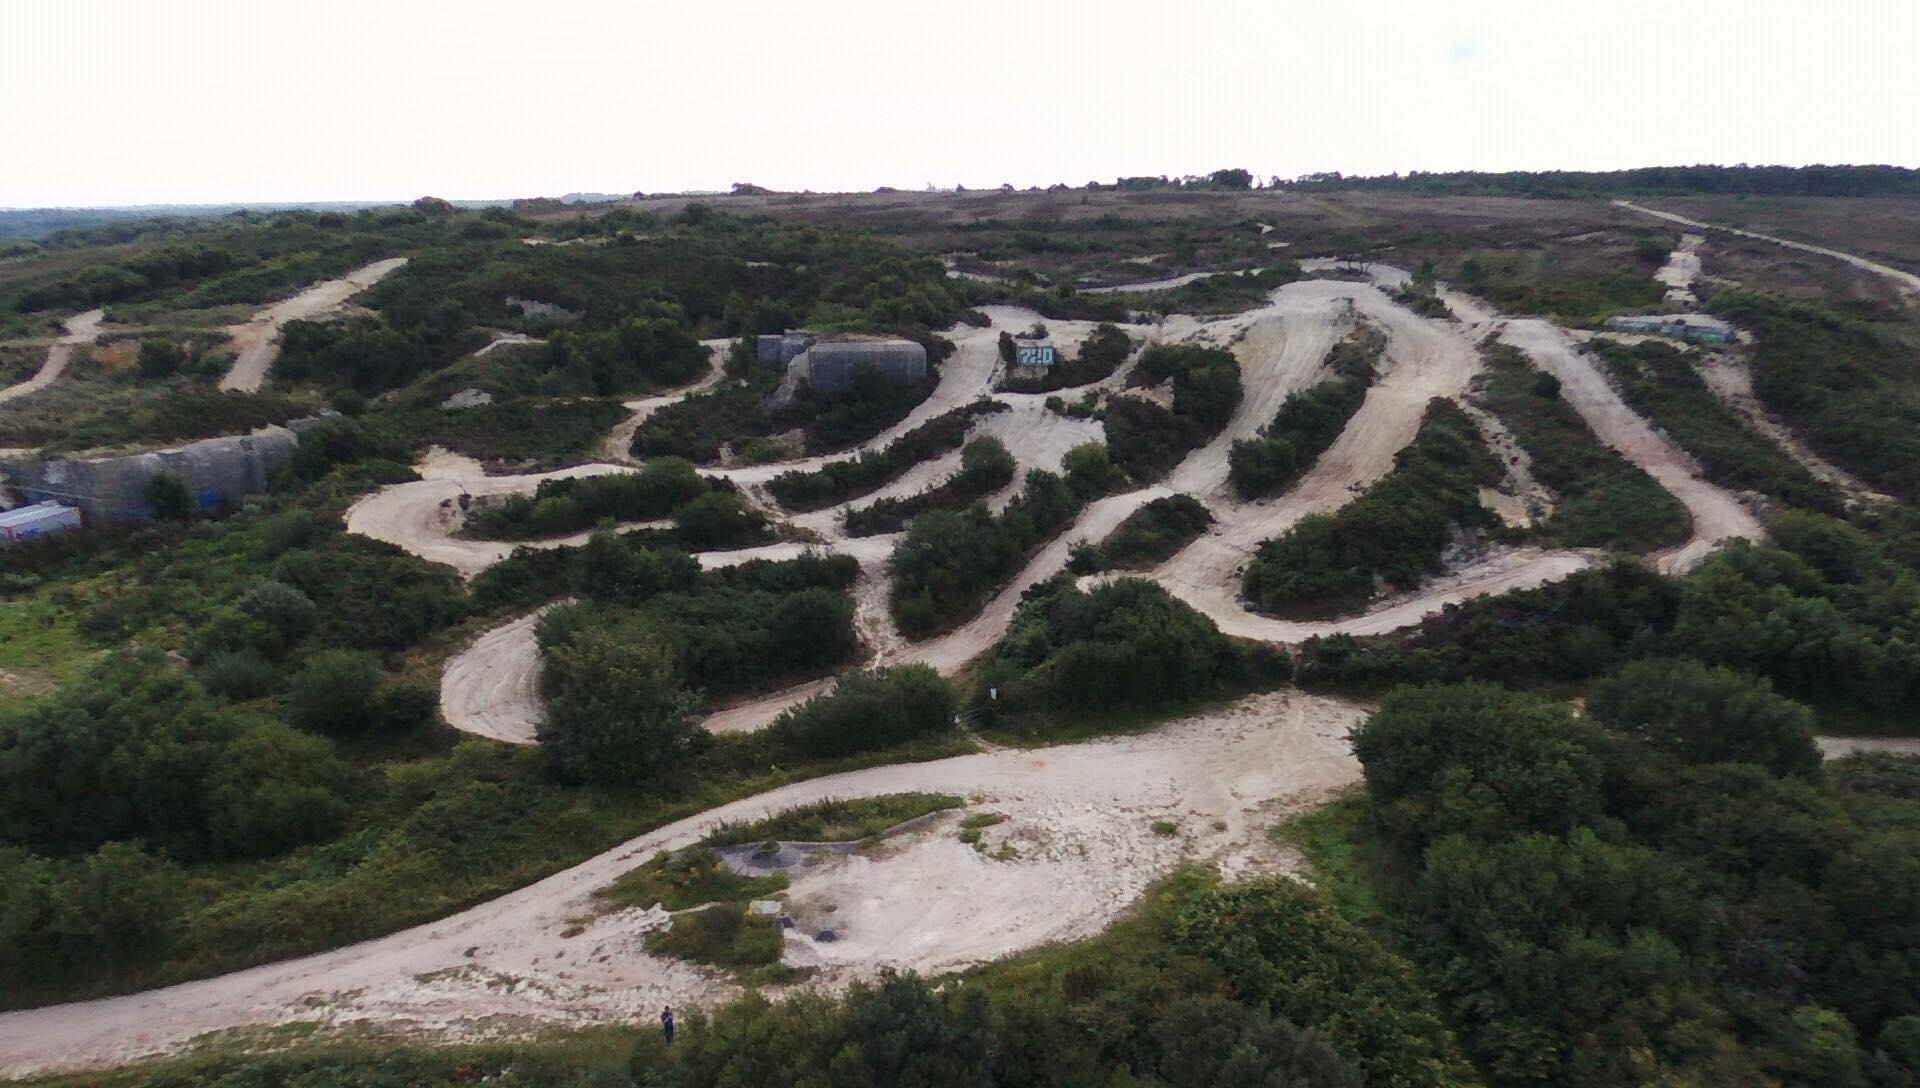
[1655,233,1705,304]
[1691,351,1890,505]
[1499,318,1762,573]
[0,309,103,405]
[1152,278,1484,628]
[439,605,566,744]
[0,690,1365,1077]
[1615,200,1920,298]
[218,257,409,392]
[1817,736,1920,759]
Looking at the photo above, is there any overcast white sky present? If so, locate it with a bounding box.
[3,0,1916,207]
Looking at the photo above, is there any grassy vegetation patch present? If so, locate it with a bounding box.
[1242,399,1501,617]
[0,590,96,707]
[595,847,787,913]
[1592,338,1844,514]
[644,901,794,980]
[703,792,963,847]
[1454,248,1663,325]
[1075,493,1213,570]
[1473,344,1689,551]
[1713,286,1920,504]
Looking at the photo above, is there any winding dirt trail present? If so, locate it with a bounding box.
[1151,278,1498,627]
[218,257,409,392]
[0,309,104,405]
[0,690,1365,1078]
[1690,351,1891,505]
[1614,200,1920,298]
[598,340,731,464]
[439,604,565,745]
[1499,318,1762,573]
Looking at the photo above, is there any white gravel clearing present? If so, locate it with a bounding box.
[0,690,1367,1078]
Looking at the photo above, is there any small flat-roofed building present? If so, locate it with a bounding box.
[1603,313,1734,345]
[0,501,81,543]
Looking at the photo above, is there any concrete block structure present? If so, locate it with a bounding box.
[1013,336,1057,370]
[2,422,315,524]
[0,501,81,543]
[794,339,927,395]
[756,332,816,368]
[1603,313,1734,345]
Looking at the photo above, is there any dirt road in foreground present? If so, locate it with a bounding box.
[218,257,409,392]
[0,690,1366,1077]
[0,309,104,405]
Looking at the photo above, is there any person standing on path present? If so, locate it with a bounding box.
[661,1005,675,1044]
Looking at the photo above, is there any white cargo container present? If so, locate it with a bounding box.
[0,501,81,543]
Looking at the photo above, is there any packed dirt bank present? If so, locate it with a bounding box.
[0,309,104,405]
[218,257,409,392]
[1499,318,1762,573]
[0,690,1366,1078]
[1614,200,1920,298]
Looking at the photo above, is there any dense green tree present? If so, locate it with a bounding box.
[538,620,700,785]
[144,472,194,520]
[1589,659,1821,777]
[1351,683,1610,849]
[771,666,955,758]
[286,650,383,735]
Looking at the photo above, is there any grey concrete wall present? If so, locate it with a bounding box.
[799,340,927,394]
[3,424,307,523]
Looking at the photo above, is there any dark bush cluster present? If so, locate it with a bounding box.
[888,469,1083,639]
[1475,343,1690,551]
[769,665,956,758]
[1339,679,1920,1087]
[765,400,1006,511]
[842,435,1016,536]
[1101,343,1241,483]
[1077,493,1214,571]
[974,576,1285,727]
[1243,399,1500,616]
